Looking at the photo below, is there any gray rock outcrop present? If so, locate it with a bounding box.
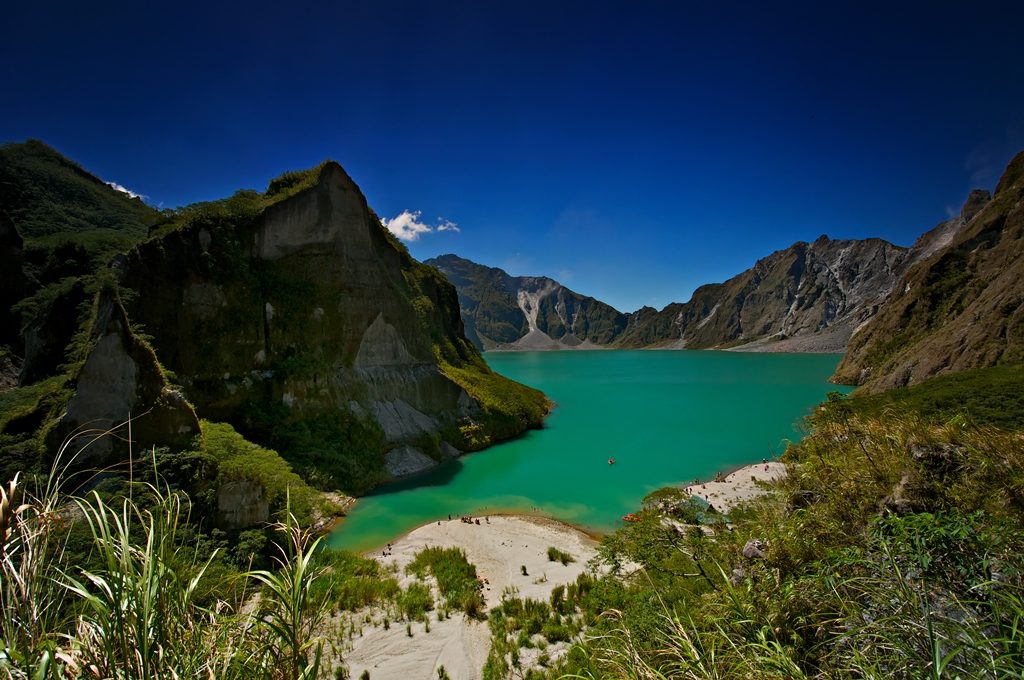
[384,445,438,477]
[114,162,545,491]
[432,235,913,353]
[218,479,270,528]
[49,290,200,463]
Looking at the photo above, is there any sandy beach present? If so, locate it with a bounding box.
[683,461,787,514]
[339,462,784,677]
[343,514,599,680]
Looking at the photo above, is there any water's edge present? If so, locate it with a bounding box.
[328,350,849,552]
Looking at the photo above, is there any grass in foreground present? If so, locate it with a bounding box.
[507,379,1024,679]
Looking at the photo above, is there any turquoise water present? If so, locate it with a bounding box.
[328,351,849,552]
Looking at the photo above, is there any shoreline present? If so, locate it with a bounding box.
[343,513,600,679]
[332,459,786,555]
[337,508,606,556]
[339,459,788,679]
[682,460,787,514]
[366,514,600,606]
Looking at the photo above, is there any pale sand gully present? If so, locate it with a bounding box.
[342,515,598,680]
[339,462,784,679]
[683,461,787,514]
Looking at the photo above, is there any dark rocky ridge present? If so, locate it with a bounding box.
[617,236,910,352]
[116,163,546,491]
[48,288,201,463]
[425,254,628,350]
[431,235,912,353]
[834,152,1023,392]
[0,142,546,497]
[0,212,26,354]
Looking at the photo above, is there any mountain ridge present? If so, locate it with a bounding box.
[429,232,912,353]
[0,144,548,497]
[834,151,1023,391]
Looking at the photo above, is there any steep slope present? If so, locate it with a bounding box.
[45,286,201,464]
[0,140,160,384]
[834,152,1024,392]
[619,236,909,351]
[433,236,909,353]
[117,164,547,492]
[0,139,156,240]
[0,212,26,355]
[425,254,629,350]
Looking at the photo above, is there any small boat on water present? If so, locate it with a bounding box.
[608,457,616,465]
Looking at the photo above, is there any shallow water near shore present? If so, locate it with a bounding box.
[327,350,849,552]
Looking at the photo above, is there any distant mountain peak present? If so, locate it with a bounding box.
[429,234,909,353]
[835,150,1024,391]
[961,189,992,221]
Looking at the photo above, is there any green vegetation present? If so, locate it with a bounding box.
[0,140,158,239]
[195,420,331,525]
[398,582,434,622]
[546,546,575,565]
[439,355,549,449]
[147,162,331,242]
[838,363,1024,430]
[407,546,485,618]
[0,141,160,389]
[238,404,387,496]
[309,549,400,612]
[0,453,332,679]
[504,379,1024,679]
[483,593,587,679]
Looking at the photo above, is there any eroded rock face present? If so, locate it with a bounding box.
[218,479,269,529]
[426,254,629,350]
[384,445,437,477]
[834,153,1024,391]
[50,290,200,463]
[650,236,910,352]
[19,279,87,386]
[116,163,523,487]
[430,236,913,353]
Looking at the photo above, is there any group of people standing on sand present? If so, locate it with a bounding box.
[444,513,490,525]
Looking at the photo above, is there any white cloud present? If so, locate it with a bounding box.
[106,181,146,200]
[384,210,460,241]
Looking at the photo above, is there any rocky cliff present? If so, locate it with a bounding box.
[0,144,547,499]
[431,236,910,353]
[47,287,201,463]
[0,140,159,385]
[116,163,547,492]
[834,152,1024,392]
[617,236,909,352]
[425,254,628,349]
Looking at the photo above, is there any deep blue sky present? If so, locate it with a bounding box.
[3,1,1023,312]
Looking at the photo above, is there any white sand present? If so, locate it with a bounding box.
[342,515,598,680]
[339,464,785,677]
[341,612,490,680]
[684,461,786,514]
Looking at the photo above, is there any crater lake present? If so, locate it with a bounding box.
[328,350,849,551]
